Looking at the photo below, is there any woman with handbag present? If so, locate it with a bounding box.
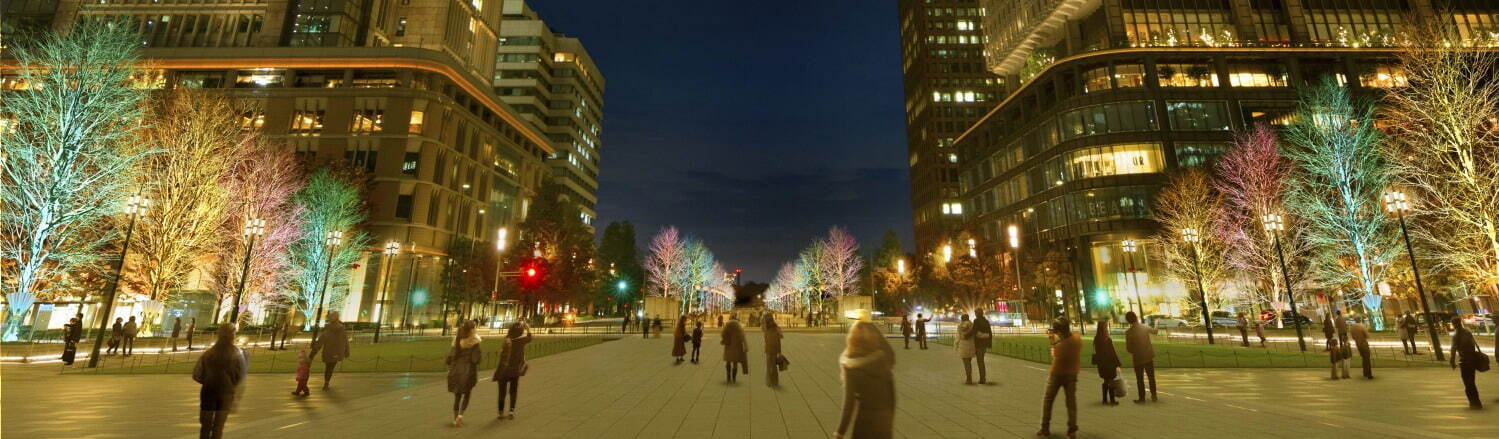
[763,314,784,387]
[445,322,482,427]
[1092,321,1122,405]
[493,321,532,419]
[834,312,895,439]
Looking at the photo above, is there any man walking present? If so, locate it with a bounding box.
[1350,316,1373,379]
[1038,317,1082,438]
[122,316,139,356]
[915,313,929,350]
[1334,310,1351,379]
[107,317,123,355]
[186,317,197,351]
[1236,313,1250,347]
[171,317,183,352]
[1403,313,1420,354]
[690,321,704,364]
[1125,311,1158,402]
[900,316,913,349]
[621,314,630,334]
[1449,316,1484,409]
[643,315,651,339]
[969,309,992,384]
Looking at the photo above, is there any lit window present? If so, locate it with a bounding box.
[1359,66,1408,88]
[1228,63,1288,87]
[947,154,958,163]
[408,110,425,134]
[1157,63,1218,87]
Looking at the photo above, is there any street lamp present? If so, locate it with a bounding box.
[896,258,906,275]
[310,230,343,342]
[373,241,400,343]
[1263,213,1307,351]
[1384,190,1443,360]
[942,243,953,263]
[401,243,420,331]
[1182,228,1215,344]
[1121,240,1146,319]
[1008,225,1028,322]
[491,227,509,325]
[229,217,266,326]
[966,238,977,258]
[88,194,149,368]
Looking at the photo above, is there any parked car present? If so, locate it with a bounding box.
[1147,315,1190,328]
[1260,311,1312,326]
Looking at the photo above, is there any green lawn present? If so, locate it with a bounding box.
[935,335,1445,369]
[58,335,617,375]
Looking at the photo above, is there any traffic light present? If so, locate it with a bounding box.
[518,258,547,290]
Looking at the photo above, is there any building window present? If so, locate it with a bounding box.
[1228,62,1288,87]
[1114,65,1146,88]
[396,185,415,220]
[345,140,378,173]
[351,98,385,133]
[1066,143,1165,180]
[395,17,407,36]
[1058,101,1158,140]
[1157,63,1218,87]
[1122,1,1235,47]
[1167,101,1231,131]
[1175,143,1231,168]
[1241,101,1297,127]
[1359,65,1408,88]
[941,202,964,215]
[1082,66,1112,93]
[402,152,419,175]
[408,110,425,134]
[289,99,326,135]
[239,111,265,130]
[234,69,283,88]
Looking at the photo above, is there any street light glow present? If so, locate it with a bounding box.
[497,227,509,252]
[1383,190,1410,213]
[384,240,401,256]
[1007,225,1019,249]
[1262,213,1284,231]
[896,258,906,275]
[941,244,953,263]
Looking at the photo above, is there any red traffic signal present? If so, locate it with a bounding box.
[734,268,742,274]
[518,258,547,290]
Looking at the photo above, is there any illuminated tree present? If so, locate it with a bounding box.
[289,168,370,328]
[1284,79,1397,316]
[943,231,1008,312]
[0,22,150,340]
[1153,168,1233,314]
[1214,124,1310,314]
[644,226,684,298]
[869,230,913,312]
[510,180,597,314]
[819,226,864,297]
[765,262,801,312]
[1385,20,1499,297]
[210,140,305,324]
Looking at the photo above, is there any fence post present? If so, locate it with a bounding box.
[1233,351,1239,367]
[375,355,382,372]
[408,355,414,373]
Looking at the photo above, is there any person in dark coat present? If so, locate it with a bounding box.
[621,314,630,334]
[494,321,532,419]
[310,311,351,390]
[721,315,748,383]
[1321,313,1336,352]
[834,314,895,439]
[62,317,82,365]
[171,318,183,352]
[122,316,138,356]
[672,319,688,363]
[717,314,724,328]
[1449,316,1484,409]
[900,316,913,349]
[915,314,929,349]
[192,324,248,439]
[1092,320,1122,405]
[1403,313,1420,354]
[186,317,198,351]
[690,321,704,363]
[1333,310,1351,379]
[107,317,123,355]
[1237,313,1250,347]
[1350,316,1373,379]
[652,316,663,338]
[642,314,651,339]
[445,322,482,427]
[968,309,992,383]
[763,314,784,387]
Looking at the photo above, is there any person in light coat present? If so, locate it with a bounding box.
[956,314,976,384]
[445,322,482,427]
[721,315,748,383]
[1124,311,1157,402]
[834,312,895,439]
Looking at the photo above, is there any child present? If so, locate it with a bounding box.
[292,350,312,396]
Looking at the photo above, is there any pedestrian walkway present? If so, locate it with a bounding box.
[4,331,1496,438]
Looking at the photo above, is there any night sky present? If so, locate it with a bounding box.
[529,1,914,281]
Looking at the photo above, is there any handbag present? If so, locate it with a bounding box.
[777,354,789,371]
[1110,367,1127,398]
[1475,351,1491,373]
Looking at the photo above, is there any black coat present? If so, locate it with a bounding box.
[1092,335,1122,378]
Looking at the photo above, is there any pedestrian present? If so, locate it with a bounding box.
[642,314,651,339]
[834,312,895,439]
[621,314,630,334]
[445,321,482,427]
[969,309,992,383]
[494,321,532,419]
[310,311,350,390]
[1039,317,1082,438]
[291,349,311,397]
[107,317,123,355]
[691,320,704,364]
[1396,315,1410,355]
[1403,313,1420,354]
[721,314,748,383]
[1449,315,1484,409]
[653,316,663,338]
[1334,310,1351,379]
[1254,317,1267,347]
[1237,313,1250,347]
[915,313,929,350]
[900,316,912,350]
[122,316,139,356]
[62,317,82,365]
[1328,335,1349,380]
[1321,313,1335,352]
[187,317,197,351]
[1124,311,1157,402]
[171,317,183,352]
[192,324,248,439]
[1093,320,1121,405]
[717,314,724,328]
[764,313,784,387]
[672,318,688,363]
[1350,316,1373,379]
[955,314,976,384]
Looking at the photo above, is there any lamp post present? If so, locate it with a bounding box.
[1263,214,1307,351]
[310,230,342,342]
[401,244,420,332]
[88,195,149,368]
[1122,240,1146,319]
[1007,225,1029,324]
[229,217,266,326]
[1182,228,1215,344]
[1384,191,1443,360]
[491,227,508,326]
[373,241,400,343]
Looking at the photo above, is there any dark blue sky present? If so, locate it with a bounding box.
[530,0,912,282]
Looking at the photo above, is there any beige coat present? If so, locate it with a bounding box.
[721,320,747,363]
[1125,323,1157,365]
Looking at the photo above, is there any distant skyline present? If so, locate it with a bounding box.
[530,0,913,281]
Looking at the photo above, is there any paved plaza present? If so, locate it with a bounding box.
[4,330,1498,438]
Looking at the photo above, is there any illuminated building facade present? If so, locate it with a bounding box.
[956,0,1499,317]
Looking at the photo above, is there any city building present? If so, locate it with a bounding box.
[12,0,554,327]
[896,0,1005,254]
[952,0,1499,317]
[494,0,605,228]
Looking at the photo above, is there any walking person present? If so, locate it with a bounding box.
[621,314,630,334]
[186,317,198,351]
[291,350,311,397]
[900,316,912,349]
[834,312,895,439]
[956,314,976,384]
[171,317,183,352]
[970,309,992,383]
[915,313,929,350]
[691,321,704,364]
[1039,317,1082,438]
[1124,311,1158,402]
[494,321,533,419]
[107,317,123,355]
[653,316,663,338]
[1351,316,1373,379]
[192,324,248,439]
[1321,313,1336,352]
[122,316,139,356]
[721,315,748,383]
[764,314,784,387]
[1093,320,1121,405]
[1254,317,1267,347]
[642,314,651,339]
[1237,313,1250,347]
[445,321,482,427]
[672,319,688,364]
[1449,316,1484,409]
[1334,310,1351,379]
[1396,314,1410,355]
[1404,313,1420,354]
[310,311,351,390]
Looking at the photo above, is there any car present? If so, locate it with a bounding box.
[1210,316,1240,328]
[1261,311,1312,326]
[1146,315,1189,328]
